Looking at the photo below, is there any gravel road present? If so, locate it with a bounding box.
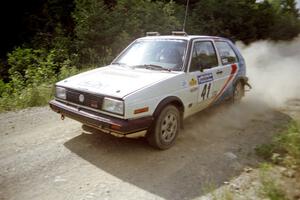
[0,99,292,200]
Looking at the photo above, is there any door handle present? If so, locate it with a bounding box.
[216,70,223,75]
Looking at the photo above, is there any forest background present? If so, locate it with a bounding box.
[0,0,299,111]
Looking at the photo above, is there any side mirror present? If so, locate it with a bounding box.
[200,66,204,72]
[199,63,205,72]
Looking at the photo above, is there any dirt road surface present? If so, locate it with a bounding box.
[0,98,295,200]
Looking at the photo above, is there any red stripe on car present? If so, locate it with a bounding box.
[210,64,238,104]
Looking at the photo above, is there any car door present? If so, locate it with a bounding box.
[212,40,239,103]
[187,40,222,112]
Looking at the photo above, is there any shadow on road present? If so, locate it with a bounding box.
[64,101,291,200]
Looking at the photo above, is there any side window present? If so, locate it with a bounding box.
[215,41,238,65]
[189,41,218,72]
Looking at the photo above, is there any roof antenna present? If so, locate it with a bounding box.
[182,0,190,32]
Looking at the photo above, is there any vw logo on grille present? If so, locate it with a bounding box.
[79,94,85,102]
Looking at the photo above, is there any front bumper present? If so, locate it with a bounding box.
[49,100,153,137]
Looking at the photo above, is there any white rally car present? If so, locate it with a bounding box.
[50,32,250,149]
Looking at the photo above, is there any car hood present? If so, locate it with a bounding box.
[56,65,180,98]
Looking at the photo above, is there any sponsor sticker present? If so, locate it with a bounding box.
[189,78,198,86]
[197,73,213,84]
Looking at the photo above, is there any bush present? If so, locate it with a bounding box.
[0,47,80,112]
[275,121,300,165]
[259,163,288,200]
[255,143,276,160]
[256,121,300,166]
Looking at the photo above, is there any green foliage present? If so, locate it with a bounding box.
[7,48,68,86]
[0,85,52,111]
[259,165,288,200]
[0,80,8,95]
[188,0,258,42]
[260,177,287,200]
[265,0,300,40]
[187,0,300,43]
[73,0,182,66]
[275,121,300,163]
[1,0,300,111]
[73,0,114,65]
[256,121,300,166]
[255,143,276,160]
[0,47,79,111]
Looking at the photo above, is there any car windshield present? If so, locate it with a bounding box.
[113,39,188,71]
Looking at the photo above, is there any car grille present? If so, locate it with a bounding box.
[66,89,103,110]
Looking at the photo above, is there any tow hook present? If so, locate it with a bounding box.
[61,114,65,120]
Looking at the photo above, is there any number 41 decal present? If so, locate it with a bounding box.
[201,83,211,100]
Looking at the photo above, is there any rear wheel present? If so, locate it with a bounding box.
[147,105,180,150]
[233,81,245,103]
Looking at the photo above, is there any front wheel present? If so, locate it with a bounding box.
[147,105,180,150]
[233,81,245,103]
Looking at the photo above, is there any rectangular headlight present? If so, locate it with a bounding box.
[102,97,124,115]
[56,87,66,100]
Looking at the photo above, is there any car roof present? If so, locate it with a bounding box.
[138,35,226,41]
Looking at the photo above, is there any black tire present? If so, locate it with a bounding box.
[147,105,180,150]
[233,81,245,103]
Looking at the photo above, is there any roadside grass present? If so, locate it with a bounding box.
[259,163,288,200]
[0,66,95,112]
[201,182,234,200]
[255,120,300,200]
[199,120,299,200]
[220,189,234,200]
[0,84,54,112]
[255,120,300,167]
[201,182,218,200]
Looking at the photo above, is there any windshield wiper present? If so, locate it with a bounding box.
[134,64,171,72]
[111,62,133,69]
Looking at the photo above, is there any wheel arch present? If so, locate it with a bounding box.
[233,76,248,101]
[153,96,184,116]
[234,76,248,86]
[152,96,185,128]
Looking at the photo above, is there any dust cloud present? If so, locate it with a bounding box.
[238,36,300,107]
[187,38,300,135]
